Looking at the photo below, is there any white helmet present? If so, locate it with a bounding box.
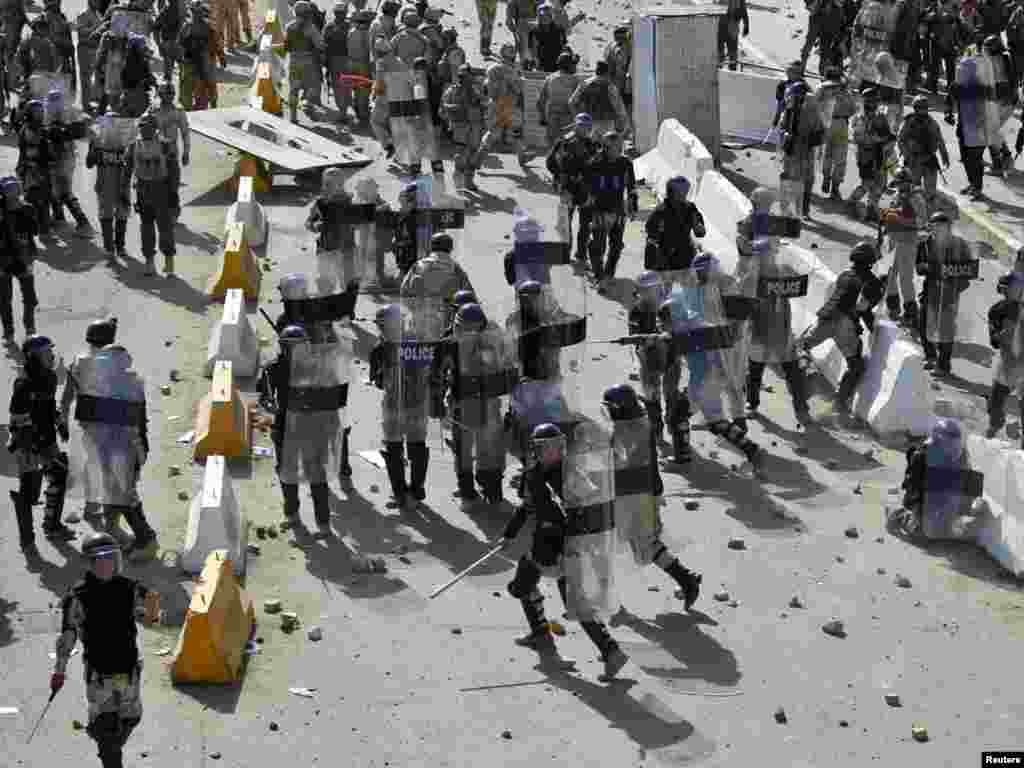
[278,273,309,300]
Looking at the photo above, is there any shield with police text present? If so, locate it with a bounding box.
[921,236,982,344]
[397,279,446,447]
[67,347,147,506]
[562,417,618,622]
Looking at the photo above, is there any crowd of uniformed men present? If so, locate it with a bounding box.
[2,0,1023,765]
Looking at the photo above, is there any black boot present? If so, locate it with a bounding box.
[835,354,866,413]
[580,620,628,680]
[747,361,765,412]
[121,503,157,560]
[663,558,702,609]
[477,469,504,504]
[781,360,810,422]
[114,218,128,258]
[408,442,428,502]
[51,199,65,223]
[710,419,762,465]
[937,342,953,375]
[100,218,115,258]
[921,338,937,369]
[67,197,93,236]
[339,427,352,480]
[383,443,407,505]
[41,461,75,541]
[10,490,36,552]
[457,472,480,502]
[310,483,331,535]
[885,294,902,321]
[281,482,301,527]
[988,382,1010,437]
[644,399,665,439]
[668,391,693,463]
[903,301,918,328]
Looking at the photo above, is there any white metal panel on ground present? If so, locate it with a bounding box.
[187,107,373,171]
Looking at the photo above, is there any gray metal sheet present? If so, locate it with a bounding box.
[187,106,372,171]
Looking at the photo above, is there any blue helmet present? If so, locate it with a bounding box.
[278,324,308,344]
[22,334,54,361]
[517,279,543,297]
[666,175,690,200]
[531,422,563,442]
[636,270,660,290]
[602,383,643,420]
[454,302,487,329]
[451,289,478,307]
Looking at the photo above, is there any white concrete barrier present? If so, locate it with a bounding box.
[225,175,268,247]
[633,119,714,203]
[182,456,247,577]
[966,435,1024,578]
[205,289,260,379]
[851,320,935,435]
[694,170,752,265]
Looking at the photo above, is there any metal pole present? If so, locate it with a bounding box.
[26,691,57,744]
[429,543,506,599]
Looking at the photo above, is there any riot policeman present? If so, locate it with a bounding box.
[370,37,405,157]
[982,34,1016,177]
[880,167,927,325]
[499,421,629,681]
[43,0,75,93]
[307,167,359,294]
[537,52,580,145]
[736,187,811,423]
[545,112,600,259]
[347,8,374,125]
[627,270,673,438]
[953,50,998,199]
[16,99,55,237]
[52,531,161,768]
[441,302,514,506]
[0,176,41,343]
[86,100,134,263]
[59,317,117,522]
[400,231,474,333]
[817,66,857,201]
[46,88,94,236]
[285,0,324,123]
[799,240,886,417]
[896,418,985,540]
[440,63,487,191]
[916,211,976,376]
[849,87,896,221]
[8,335,76,554]
[124,112,175,276]
[643,175,707,279]
[602,384,702,608]
[94,10,129,116]
[390,5,428,68]
[67,342,159,561]
[567,59,627,137]
[897,94,949,209]
[986,252,1024,445]
[585,130,637,290]
[15,15,59,93]
[146,81,190,223]
[475,42,527,169]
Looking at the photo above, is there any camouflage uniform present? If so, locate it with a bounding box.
[476,45,526,166]
[285,1,323,122]
[75,0,105,109]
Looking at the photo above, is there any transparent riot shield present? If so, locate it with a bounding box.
[398,284,445,450]
[745,216,809,363]
[956,55,1001,149]
[443,322,519,479]
[562,417,618,622]
[607,412,661,567]
[667,258,746,423]
[848,0,897,88]
[504,237,587,455]
[67,347,147,506]
[921,237,982,345]
[997,270,1024,386]
[921,430,984,540]
[392,174,467,267]
[350,176,401,294]
[989,54,1016,126]
[111,7,151,38]
[278,299,352,486]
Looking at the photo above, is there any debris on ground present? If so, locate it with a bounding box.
[895,575,912,588]
[885,693,901,707]
[264,599,282,614]
[845,526,859,538]
[308,626,323,642]
[714,591,730,602]
[911,724,929,742]
[822,619,846,638]
[728,538,746,550]
[788,596,804,609]
[774,707,787,724]
[685,500,700,511]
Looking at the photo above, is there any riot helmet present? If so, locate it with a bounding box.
[457,63,472,81]
[557,52,574,72]
[849,240,879,265]
[929,211,952,243]
[454,302,487,334]
[86,317,118,347]
[430,232,454,254]
[0,177,22,211]
[333,1,348,17]
[602,383,644,421]
[530,422,565,466]
[983,34,1004,54]
[603,130,623,158]
[595,60,609,77]
[374,303,403,340]
[374,37,392,55]
[26,99,44,124]
[666,175,690,205]
[451,289,478,309]
[912,94,929,112]
[82,532,123,579]
[137,112,158,138]
[573,112,593,136]
[423,6,443,22]
[279,273,310,300]
[22,335,56,371]
[401,6,421,26]
[861,87,878,110]
[499,42,516,62]
[321,167,347,198]
[158,81,175,100]
[442,27,458,44]
[614,24,629,39]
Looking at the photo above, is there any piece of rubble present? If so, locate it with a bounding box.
[308,626,322,642]
[73,719,84,730]
[713,591,730,602]
[727,538,746,550]
[876,567,886,575]
[169,370,181,382]
[911,724,929,742]
[884,693,901,707]
[845,526,859,538]
[825,459,839,470]
[875,536,885,543]
[256,526,267,539]
[835,555,845,563]
[684,500,699,511]
[247,543,261,556]
[895,575,912,588]
[267,526,279,538]
[839,720,849,727]
[209,753,222,760]
[501,730,512,739]
[281,612,299,632]
[728,600,740,608]
[451,627,462,635]
[168,465,181,477]
[774,707,787,724]
[264,599,282,614]
[853,483,863,495]
[160,384,172,395]
[822,619,846,638]
[177,490,189,501]
[648,586,660,592]
[788,596,803,609]
[269,721,279,731]
[398,555,412,565]
[369,484,379,493]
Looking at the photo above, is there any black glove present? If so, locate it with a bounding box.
[858,310,875,334]
[1016,124,1024,156]
[57,420,69,442]
[991,334,1001,349]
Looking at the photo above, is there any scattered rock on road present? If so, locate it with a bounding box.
[684,500,699,511]
[895,575,912,588]
[885,693,901,707]
[911,724,929,742]
[788,596,804,609]
[845,526,859,538]
[308,626,322,642]
[728,538,746,550]
[774,707,787,724]
[822,620,846,638]
[714,591,730,602]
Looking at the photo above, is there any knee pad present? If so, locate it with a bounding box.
[707,419,730,437]
[507,555,541,599]
[845,354,866,378]
[87,711,123,746]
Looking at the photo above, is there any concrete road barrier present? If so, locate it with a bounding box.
[226,175,268,247]
[205,288,260,379]
[208,221,262,301]
[633,119,714,202]
[181,456,247,577]
[966,434,1024,578]
[194,360,252,460]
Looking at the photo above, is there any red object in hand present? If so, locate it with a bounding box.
[336,73,374,90]
[50,673,65,694]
